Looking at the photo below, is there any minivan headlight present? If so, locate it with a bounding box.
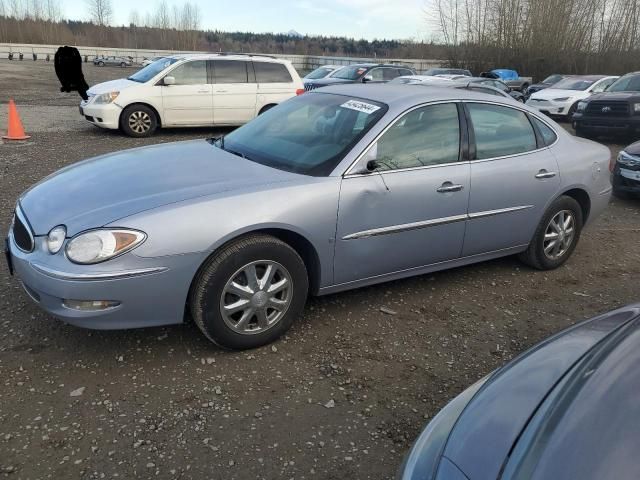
[94,91,120,104]
[66,229,146,264]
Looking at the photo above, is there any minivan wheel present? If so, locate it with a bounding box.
[120,104,158,137]
[258,104,276,115]
[519,196,583,270]
[190,234,309,350]
[98,61,105,67]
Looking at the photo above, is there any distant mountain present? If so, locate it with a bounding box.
[286,29,303,38]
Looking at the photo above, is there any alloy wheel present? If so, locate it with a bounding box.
[220,260,293,335]
[543,210,575,260]
[128,111,151,134]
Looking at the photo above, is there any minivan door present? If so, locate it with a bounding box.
[161,60,213,126]
[210,60,258,125]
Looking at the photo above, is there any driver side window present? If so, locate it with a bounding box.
[372,103,460,172]
[168,60,207,85]
[368,68,385,81]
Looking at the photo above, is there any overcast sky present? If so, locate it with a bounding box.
[64,0,430,41]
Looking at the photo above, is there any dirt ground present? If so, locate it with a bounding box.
[1,60,639,480]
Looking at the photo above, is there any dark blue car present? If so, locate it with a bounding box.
[399,304,640,479]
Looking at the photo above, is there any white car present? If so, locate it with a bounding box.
[79,54,304,137]
[526,75,618,117]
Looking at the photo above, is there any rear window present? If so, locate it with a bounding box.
[213,60,248,83]
[254,62,293,83]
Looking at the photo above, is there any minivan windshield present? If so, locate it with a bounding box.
[221,93,388,176]
[552,78,596,91]
[607,74,640,92]
[128,57,179,83]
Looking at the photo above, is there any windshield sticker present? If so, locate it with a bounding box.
[341,100,381,115]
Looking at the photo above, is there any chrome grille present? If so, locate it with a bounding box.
[586,101,630,116]
[12,207,34,252]
[304,84,318,91]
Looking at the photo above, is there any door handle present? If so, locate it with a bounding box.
[197,90,210,93]
[437,182,464,193]
[215,90,229,93]
[535,169,557,179]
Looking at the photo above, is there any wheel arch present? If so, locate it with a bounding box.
[559,187,591,223]
[120,102,163,127]
[258,103,278,115]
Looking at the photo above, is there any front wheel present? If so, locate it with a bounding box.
[98,61,105,67]
[190,234,309,349]
[119,104,158,137]
[519,196,583,270]
[120,62,126,67]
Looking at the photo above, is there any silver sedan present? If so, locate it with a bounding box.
[5,85,612,349]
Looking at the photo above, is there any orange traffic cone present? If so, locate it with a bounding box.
[2,99,30,141]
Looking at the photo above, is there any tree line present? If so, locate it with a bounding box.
[0,0,447,59]
[427,0,640,78]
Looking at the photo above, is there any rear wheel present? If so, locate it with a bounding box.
[98,61,105,67]
[519,196,583,270]
[120,62,126,67]
[258,104,277,115]
[190,234,309,350]
[120,104,158,137]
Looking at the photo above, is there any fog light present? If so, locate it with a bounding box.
[63,299,120,311]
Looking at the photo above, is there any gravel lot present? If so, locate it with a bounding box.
[1,60,639,479]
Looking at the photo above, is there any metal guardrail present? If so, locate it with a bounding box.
[0,42,443,73]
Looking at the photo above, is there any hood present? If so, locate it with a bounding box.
[304,77,355,87]
[441,305,640,480]
[625,140,640,156]
[531,88,585,100]
[87,78,139,95]
[19,140,296,236]
[587,91,640,102]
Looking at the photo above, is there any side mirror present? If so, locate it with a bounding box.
[163,76,175,86]
[366,160,379,171]
[362,74,373,83]
[349,144,380,175]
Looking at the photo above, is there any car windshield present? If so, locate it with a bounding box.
[543,74,563,84]
[305,67,334,79]
[220,93,388,176]
[607,74,640,92]
[331,66,368,80]
[552,78,596,91]
[128,58,179,83]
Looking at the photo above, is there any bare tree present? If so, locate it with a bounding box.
[86,0,112,26]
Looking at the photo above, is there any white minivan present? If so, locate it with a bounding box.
[80,53,305,137]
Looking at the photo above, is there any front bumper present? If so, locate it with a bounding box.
[612,165,640,195]
[79,100,122,130]
[572,113,640,135]
[526,98,573,116]
[6,231,204,330]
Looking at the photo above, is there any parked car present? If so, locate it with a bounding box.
[6,85,611,349]
[572,71,640,138]
[611,140,640,197]
[455,77,525,102]
[303,65,342,81]
[389,75,456,86]
[423,67,472,77]
[433,74,469,81]
[94,56,133,67]
[488,69,533,92]
[141,56,166,67]
[525,74,568,99]
[79,53,304,137]
[399,304,640,480]
[303,63,415,91]
[526,75,618,118]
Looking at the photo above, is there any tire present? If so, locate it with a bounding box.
[574,126,589,138]
[518,196,583,270]
[258,104,277,115]
[568,102,580,118]
[120,62,126,67]
[189,234,309,350]
[119,104,158,137]
[98,61,105,67]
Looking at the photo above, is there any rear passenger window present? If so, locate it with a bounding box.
[373,103,460,171]
[467,103,537,159]
[169,60,207,85]
[532,117,557,146]
[383,68,400,81]
[213,60,248,83]
[254,62,293,83]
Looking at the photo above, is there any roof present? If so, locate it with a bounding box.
[163,53,286,63]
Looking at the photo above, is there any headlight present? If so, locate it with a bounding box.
[553,97,570,102]
[93,91,120,104]
[634,103,640,113]
[47,225,66,254]
[66,229,146,264]
[577,101,587,111]
[617,151,640,167]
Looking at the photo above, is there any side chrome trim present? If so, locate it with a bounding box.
[342,205,533,240]
[29,263,168,281]
[468,205,534,220]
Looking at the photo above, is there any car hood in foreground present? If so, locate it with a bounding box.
[87,78,140,96]
[19,140,297,236]
[440,305,640,480]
